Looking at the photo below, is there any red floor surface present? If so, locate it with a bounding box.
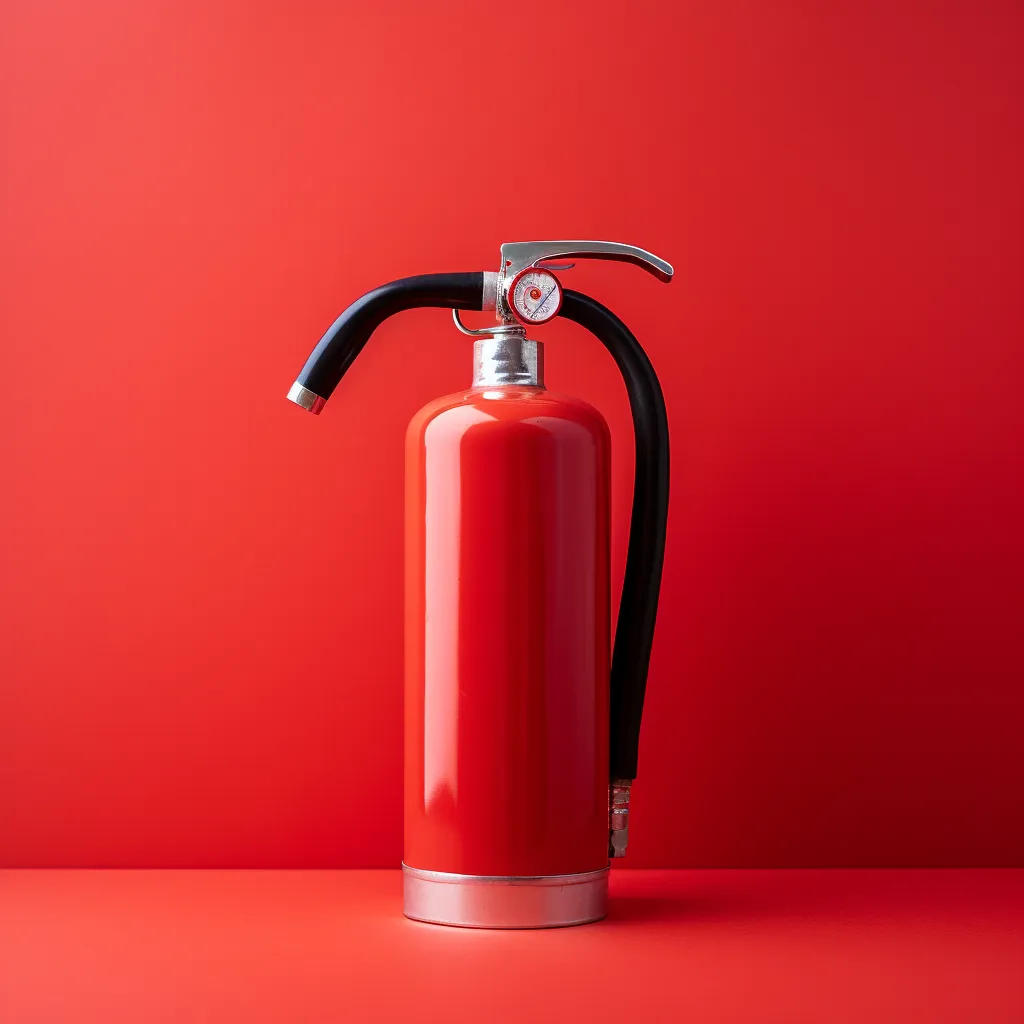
[1,869,1022,1022]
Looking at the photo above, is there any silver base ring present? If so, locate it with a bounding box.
[402,864,609,929]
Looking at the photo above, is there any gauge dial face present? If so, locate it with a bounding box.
[508,268,562,325]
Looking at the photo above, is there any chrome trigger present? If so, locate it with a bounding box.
[535,260,576,271]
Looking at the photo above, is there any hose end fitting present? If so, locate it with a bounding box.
[609,779,633,858]
[287,382,326,414]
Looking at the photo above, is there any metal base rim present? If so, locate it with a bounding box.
[402,864,609,929]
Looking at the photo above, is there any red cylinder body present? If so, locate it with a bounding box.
[404,384,611,877]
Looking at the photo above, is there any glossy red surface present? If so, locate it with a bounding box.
[404,385,611,876]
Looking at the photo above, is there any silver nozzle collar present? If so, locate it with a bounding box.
[287,382,326,415]
[473,337,544,388]
[481,271,500,311]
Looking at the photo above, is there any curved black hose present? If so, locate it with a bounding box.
[290,276,667,783]
[294,273,484,401]
[559,290,670,782]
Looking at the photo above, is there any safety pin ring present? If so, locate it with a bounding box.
[452,309,527,338]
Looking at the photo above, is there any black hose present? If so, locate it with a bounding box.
[291,275,668,783]
[558,290,670,782]
[294,273,484,401]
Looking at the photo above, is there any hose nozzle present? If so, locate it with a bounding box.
[287,382,326,414]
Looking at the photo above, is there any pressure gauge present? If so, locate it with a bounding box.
[507,267,563,326]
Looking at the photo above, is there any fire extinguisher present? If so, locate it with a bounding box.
[288,241,672,927]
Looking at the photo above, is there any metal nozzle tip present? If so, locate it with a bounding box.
[287,382,326,415]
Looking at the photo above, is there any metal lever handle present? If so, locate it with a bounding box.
[500,240,674,283]
[496,241,673,320]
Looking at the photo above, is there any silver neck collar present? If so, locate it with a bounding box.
[473,337,544,387]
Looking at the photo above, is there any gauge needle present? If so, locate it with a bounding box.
[532,284,557,315]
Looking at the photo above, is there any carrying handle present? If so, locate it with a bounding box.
[497,240,672,320]
[500,240,673,282]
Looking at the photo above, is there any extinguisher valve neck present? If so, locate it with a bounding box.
[472,337,544,388]
[608,779,633,858]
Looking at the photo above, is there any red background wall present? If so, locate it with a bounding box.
[1,0,1022,868]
